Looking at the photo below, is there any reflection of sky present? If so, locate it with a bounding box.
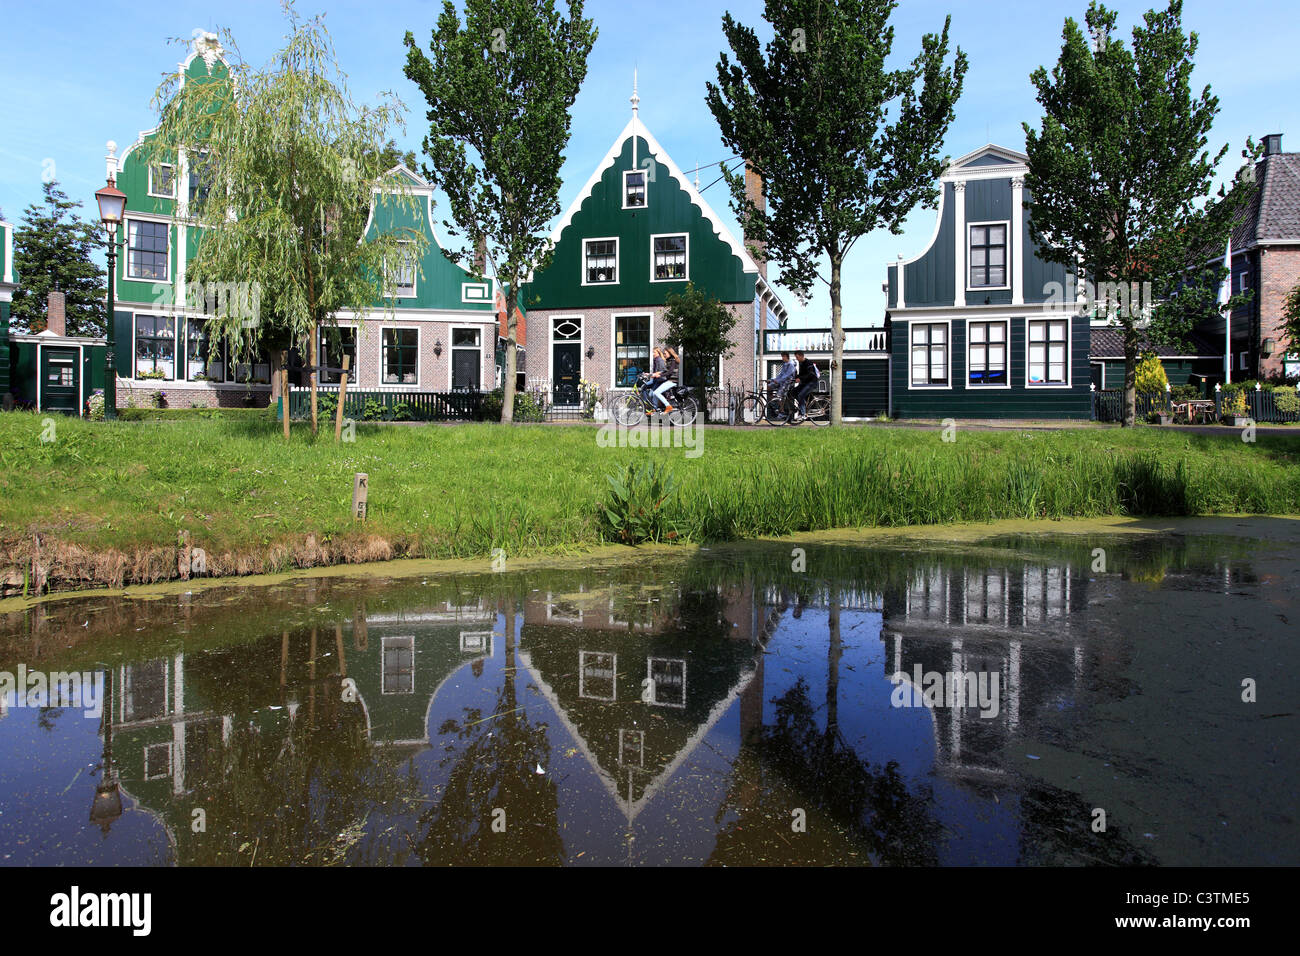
[0,703,173,866]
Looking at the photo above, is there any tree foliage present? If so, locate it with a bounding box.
[1134,352,1168,392]
[10,181,107,336]
[403,0,596,422]
[1023,0,1255,426]
[707,0,966,424]
[660,282,737,393]
[142,5,425,431]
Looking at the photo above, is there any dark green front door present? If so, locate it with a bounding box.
[41,346,80,415]
[553,342,580,405]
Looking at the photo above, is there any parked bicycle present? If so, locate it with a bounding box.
[615,373,700,426]
[739,380,795,425]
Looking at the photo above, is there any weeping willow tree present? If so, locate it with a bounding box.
[141,5,427,434]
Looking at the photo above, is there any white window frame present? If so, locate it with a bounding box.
[582,236,619,286]
[385,239,417,299]
[126,217,170,281]
[381,636,415,695]
[148,163,177,200]
[449,325,483,390]
[649,232,689,283]
[380,325,421,388]
[610,312,653,391]
[132,313,177,381]
[578,650,617,702]
[144,742,173,781]
[965,318,1011,389]
[908,320,952,389]
[645,657,687,709]
[622,169,648,209]
[1025,318,1071,388]
[966,220,1011,292]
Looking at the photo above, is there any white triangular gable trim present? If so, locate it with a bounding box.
[550,118,760,275]
[945,143,1028,177]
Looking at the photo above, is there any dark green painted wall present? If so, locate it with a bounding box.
[1097,358,1220,393]
[841,358,890,417]
[902,184,955,307]
[891,317,1091,419]
[524,136,757,309]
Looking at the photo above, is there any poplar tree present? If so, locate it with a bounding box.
[707,0,967,425]
[404,0,597,423]
[11,181,107,336]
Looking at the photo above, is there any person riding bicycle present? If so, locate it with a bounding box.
[641,347,673,412]
[769,352,797,400]
[653,347,680,411]
[790,350,820,422]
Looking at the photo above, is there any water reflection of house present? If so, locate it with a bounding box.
[102,600,495,856]
[881,563,1090,779]
[517,582,778,823]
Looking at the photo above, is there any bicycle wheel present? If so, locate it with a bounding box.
[805,393,831,425]
[616,393,646,426]
[673,396,700,427]
[739,393,766,425]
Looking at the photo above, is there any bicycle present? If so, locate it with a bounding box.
[739,380,795,425]
[615,373,700,426]
[787,379,831,426]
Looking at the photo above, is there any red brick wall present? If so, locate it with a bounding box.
[1261,246,1300,378]
[524,302,757,396]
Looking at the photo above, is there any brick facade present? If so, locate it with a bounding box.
[1260,247,1300,378]
[524,301,756,397]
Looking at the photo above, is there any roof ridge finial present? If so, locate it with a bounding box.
[631,67,640,116]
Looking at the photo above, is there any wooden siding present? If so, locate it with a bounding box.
[841,358,889,417]
[890,316,1091,419]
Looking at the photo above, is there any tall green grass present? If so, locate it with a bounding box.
[1,413,1296,578]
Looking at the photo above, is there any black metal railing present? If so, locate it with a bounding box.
[288,386,484,422]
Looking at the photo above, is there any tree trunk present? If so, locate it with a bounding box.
[1123,340,1137,428]
[309,322,319,435]
[501,288,518,424]
[830,255,844,426]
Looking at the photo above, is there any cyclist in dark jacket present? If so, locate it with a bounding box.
[791,351,820,421]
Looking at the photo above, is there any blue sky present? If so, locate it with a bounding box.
[1,0,1294,327]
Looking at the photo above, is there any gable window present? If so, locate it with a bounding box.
[910,322,948,387]
[968,320,1008,386]
[614,314,651,387]
[127,220,169,280]
[135,315,175,379]
[382,327,419,384]
[188,150,213,205]
[381,637,415,695]
[319,327,356,384]
[148,164,176,199]
[389,240,416,297]
[1027,319,1069,385]
[969,223,1007,288]
[584,238,618,284]
[652,234,688,281]
[623,170,647,208]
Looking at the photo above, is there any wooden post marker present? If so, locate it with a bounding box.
[352,473,368,521]
[334,354,350,442]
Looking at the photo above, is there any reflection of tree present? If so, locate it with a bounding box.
[416,611,564,866]
[708,678,943,865]
[1017,783,1155,866]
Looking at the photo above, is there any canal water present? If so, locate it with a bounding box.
[0,529,1295,866]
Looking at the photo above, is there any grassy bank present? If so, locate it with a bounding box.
[1,412,1297,592]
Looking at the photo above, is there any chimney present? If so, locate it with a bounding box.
[46,290,66,337]
[744,163,767,280]
[1264,133,1283,156]
[473,235,487,278]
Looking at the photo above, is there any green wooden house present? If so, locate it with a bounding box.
[105,31,498,411]
[886,145,1090,419]
[522,81,787,406]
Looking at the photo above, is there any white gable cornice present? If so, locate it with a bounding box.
[549,118,760,275]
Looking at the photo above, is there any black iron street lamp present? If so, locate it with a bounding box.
[95,178,127,421]
[89,667,123,837]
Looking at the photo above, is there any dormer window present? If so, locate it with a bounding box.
[968,223,1008,289]
[584,238,618,285]
[623,170,647,208]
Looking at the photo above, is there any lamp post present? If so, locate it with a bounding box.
[95,178,127,421]
[89,667,123,837]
